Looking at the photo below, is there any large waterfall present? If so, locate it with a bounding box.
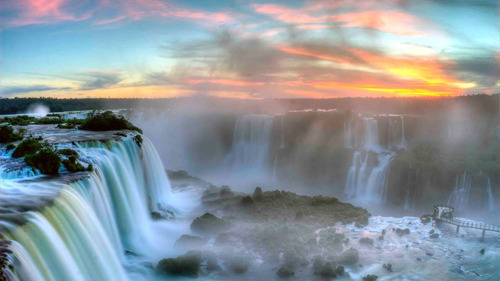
[0,136,181,281]
[487,177,495,212]
[344,116,396,204]
[226,115,274,181]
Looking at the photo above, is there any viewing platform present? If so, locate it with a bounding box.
[433,205,500,240]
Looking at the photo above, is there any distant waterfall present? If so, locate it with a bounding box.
[1,136,178,281]
[227,115,274,177]
[280,115,285,149]
[487,177,495,212]
[361,118,381,152]
[447,172,472,211]
[344,151,394,204]
[344,120,353,149]
[399,116,407,150]
[387,116,407,150]
[344,116,395,204]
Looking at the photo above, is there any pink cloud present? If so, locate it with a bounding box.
[254,3,429,36]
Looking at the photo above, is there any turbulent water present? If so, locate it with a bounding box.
[0,136,191,281]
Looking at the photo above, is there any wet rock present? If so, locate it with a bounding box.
[382,229,386,235]
[378,235,384,240]
[396,228,410,236]
[174,234,206,250]
[253,187,263,200]
[319,262,337,278]
[240,196,256,208]
[336,265,345,276]
[339,248,359,264]
[363,274,378,281]
[429,229,435,234]
[359,237,374,245]
[229,256,249,274]
[190,213,228,235]
[313,255,324,274]
[295,211,304,220]
[156,251,201,277]
[277,265,295,278]
[220,186,234,199]
[203,251,219,271]
[284,249,301,268]
[383,263,392,272]
[420,215,431,224]
[480,248,485,255]
[429,233,439,239]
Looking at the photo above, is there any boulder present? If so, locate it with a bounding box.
[363,274,378,281]
[156,251,201,277]
[339,248,359,264]
[174,235,206,250]
[429,233,439,239]
[359,237,374,245]
[190,213,227,235]
[319,262,336,278]
[220,186,234,198]
[240,196,256,208]
[277,265,294,278]
[336,265,345,276]
[230,256,249,274]
[396,228,410,236]
[253,187,263,200]
[383,263,392,272]
[480,248,485,255]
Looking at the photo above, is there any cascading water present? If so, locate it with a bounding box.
[226,115,274,180]
[399,116,407,150]
[344,120,353,149]
[487,177,495,212]
[0,135,181,281]
[447,172,472,211]
[344,117,394,204]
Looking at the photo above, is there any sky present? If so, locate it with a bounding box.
[0,0,499,99]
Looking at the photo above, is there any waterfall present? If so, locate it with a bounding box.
[447,172,472,211]
[399,116,407,150]
[0,135,178,281]
[344,151,394,204]
[280,115,285,150]
[487,177,495,212]
[344,120,353,149]
[361,117,381,152]
[227,115,274,178]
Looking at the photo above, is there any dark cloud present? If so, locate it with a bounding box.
[0,85,71,97]
[445,53,500,87]
[79,71,123,90]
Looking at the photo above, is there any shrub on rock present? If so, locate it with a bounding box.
[12,138,44,157]
[0,125,23,143]
[253,187,263,200]
[80,111,142,133]
[25,146,61,175]
[62,155,86,173]
[336,265,345,275]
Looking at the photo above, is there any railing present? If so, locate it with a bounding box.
[437,217,500,232]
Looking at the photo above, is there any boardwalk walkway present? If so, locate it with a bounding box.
[433,205,500,240]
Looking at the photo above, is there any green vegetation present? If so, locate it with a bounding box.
[35,117,64,125]
[25,146,61,175]
[62,155,86,173]
[133,135,143,148]
[0,125,23,143]
[5,144,15,150]
[80,111,142,133]
[58,118,84,129]
[0,115,35,125]
[59,148,78,156]
[311,196,338,206]
[12,138,44,157]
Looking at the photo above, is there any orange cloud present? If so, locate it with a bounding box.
[187,79,265,86]
[351,49,474,88]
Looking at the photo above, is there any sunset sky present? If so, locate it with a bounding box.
[1,0,499,99]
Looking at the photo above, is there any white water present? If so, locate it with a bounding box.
[344,117,394,204]
[1,136,186,281]
[448,172,472,211]
[487,177,495,212]
[344,120,353,149]
[226,115,274,182]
